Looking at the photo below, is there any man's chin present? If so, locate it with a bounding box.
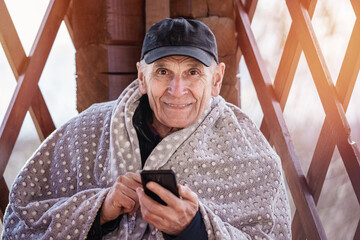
[164,119,195,129]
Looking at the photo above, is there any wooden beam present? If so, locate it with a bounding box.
[0,0,28,77]
[254,0,317,237]
[355,218,360,240]
[293,17,360,240]
[300,0,360,237]
[260,0,317,139]
[0,0,57,142]
[107,45,141,73]
[320,0,360,176]
[286,0,360,204]
[256,0,359,238]
[235,1,326,239]
[169,0,207,18]
[145,0,170,31]
[351,0,360,18]
[244,0,258,22]
[108,74,138,100]
[0,0,71,183]
[0,0,58,216]
[107,0,145,45]
[64,0,75,45]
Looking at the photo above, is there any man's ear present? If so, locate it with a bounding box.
[137,62,147,94]
[211,62,225,97]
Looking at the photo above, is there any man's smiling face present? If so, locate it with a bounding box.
[138,56,224,137]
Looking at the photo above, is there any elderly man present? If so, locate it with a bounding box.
[2,18,291,239]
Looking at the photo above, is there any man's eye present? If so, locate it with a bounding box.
[189,70,199,75]
[158,70,167,75]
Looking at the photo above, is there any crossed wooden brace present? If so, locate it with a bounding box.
[236,0,360,239]
[0,0,73,220]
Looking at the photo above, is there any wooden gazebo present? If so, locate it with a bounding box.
[1,0,359,239]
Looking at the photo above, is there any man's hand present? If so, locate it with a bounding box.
[136,182,199,236]
[100,172,142,225]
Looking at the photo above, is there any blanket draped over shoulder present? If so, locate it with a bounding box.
[2,80,291,240]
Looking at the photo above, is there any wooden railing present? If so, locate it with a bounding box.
[1,0,359,239]
[0,0,71,220]
[236,0,360,239]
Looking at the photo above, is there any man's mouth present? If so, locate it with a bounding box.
[165,103,192,108]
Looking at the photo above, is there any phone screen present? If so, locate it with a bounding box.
[140,169,179,205]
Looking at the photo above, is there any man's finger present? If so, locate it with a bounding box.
[101,189,136,224]
[136,188,168,227]
[137,186,162,210]
[126,172,142,183]
[114,182,137,199]
[117,174,143,191]
[117,194,136,211]
[146,181,180,206]
[108,184,137,209]
[178,184,198,203]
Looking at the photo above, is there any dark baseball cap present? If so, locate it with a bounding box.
[140,18,219,67]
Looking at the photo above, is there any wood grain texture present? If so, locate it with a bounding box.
[71,0,107,50]
[170,0,208,18]
[107,45,141,73]
[75,44,109,112]
[286,0,360,205]
[146,0,170,31]
[108,75,138,100]
[208,0,235,18]
[0,0,71,216]
[236,1,326,239]
[107,0,145,44]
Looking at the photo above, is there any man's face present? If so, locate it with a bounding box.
[138,56,224,136]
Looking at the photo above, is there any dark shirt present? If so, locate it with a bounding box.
[132,95,163,167]
[87,212,122,239]
[87,95,207,240]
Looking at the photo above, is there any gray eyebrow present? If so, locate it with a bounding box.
[152,59,205,70]
[153,62,166,68]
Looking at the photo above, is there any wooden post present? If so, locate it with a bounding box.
[146,0,170,31]
[106,0,144,100]
[71,0,109,112]
[70,0,144,112]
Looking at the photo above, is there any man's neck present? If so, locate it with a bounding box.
[151,114,182,138]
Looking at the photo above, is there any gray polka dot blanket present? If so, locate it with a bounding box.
[2,80,291,239]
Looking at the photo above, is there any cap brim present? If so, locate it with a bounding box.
[144,46,214,67]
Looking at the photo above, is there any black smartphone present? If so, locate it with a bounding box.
[140,169,180,205]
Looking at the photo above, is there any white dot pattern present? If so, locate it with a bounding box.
[2,80,291,239]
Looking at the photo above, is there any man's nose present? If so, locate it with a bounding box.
[168,75,188,97]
